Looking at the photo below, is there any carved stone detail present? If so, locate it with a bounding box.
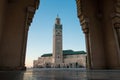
[26,6,35,27]
[111,0,120,65]
[76,0,89,34]
[34,0,39,9]
[112,0,120,43]
[114,23,120,29]
[76,0,83,17]
[80,16,89,34]
[76,0,91,69]
[114,23,120,46]
[20,2,39,67]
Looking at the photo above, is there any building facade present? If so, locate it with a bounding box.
[33,16,87,68]
[33,50,86,68]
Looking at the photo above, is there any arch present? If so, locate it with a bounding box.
[0,0,120,70]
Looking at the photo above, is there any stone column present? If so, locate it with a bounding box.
[81,17,92,69]
[0,0,6,42]
[0,0,6,67]
[76,0,92,69]
[112,17,120,66]
[114,23,120,49]
[111,0,120,66]
[20,6,35,69]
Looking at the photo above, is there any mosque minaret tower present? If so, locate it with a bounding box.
[33,15,87,68]
[53,15,63,65]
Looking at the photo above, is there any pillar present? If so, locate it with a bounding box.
[0,0,6,68]
[111,0,120,68]
[0,0,39,70]
[76,0,120,69]
[76,0,106,69]
[20,6,36,69]
[0,0,6,43]
[81,17,91,69]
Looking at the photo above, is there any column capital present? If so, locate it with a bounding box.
[34,0,40,9]
[111,0,120,29]
[25,6,36,31]
[111,0,120,21]
[114,23,120,29]
[76,0,85,18]
[79,15,89,34]
[76,0,89,34]
[27,6,35,13]
[111,15,120,29]
[81,17,89,34]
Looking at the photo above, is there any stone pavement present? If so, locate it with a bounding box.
[0,68,120,80]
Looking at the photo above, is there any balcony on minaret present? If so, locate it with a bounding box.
[54,15,62,30]
[55,15,61,25]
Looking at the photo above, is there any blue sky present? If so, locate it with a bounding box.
[25,0,86,67]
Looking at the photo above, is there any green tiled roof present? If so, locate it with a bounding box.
[41,50,86,57]
[41,53,52,57]
[63,50,86,55]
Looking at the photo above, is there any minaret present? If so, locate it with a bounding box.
[53,15,63,64]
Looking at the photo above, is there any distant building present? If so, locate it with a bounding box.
[33,16,87,68]
[33,50,86,68]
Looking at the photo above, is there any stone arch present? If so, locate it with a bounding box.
[0,0,120,70]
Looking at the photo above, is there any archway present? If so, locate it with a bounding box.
[0,0,120,70]
[25,0,86,68]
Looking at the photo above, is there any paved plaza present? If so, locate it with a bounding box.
[0,68,120,80]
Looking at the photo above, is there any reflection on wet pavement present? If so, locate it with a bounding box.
[0,68,120,80]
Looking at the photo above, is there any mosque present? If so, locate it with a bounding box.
[33,16,87,68]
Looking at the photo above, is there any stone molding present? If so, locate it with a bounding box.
[21,6,36,65]
[80,16,89,34]
[25,0,39,31]
[114,23,120,29]
[76,0,83,18]
[26,6,35,27]
[20,0,39,68]
[76,0,89,34]
[111,0,120,65]
[34,0,40,9]
[112,0,120,22]
[112,0,120,40]
[76,0,92,69]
